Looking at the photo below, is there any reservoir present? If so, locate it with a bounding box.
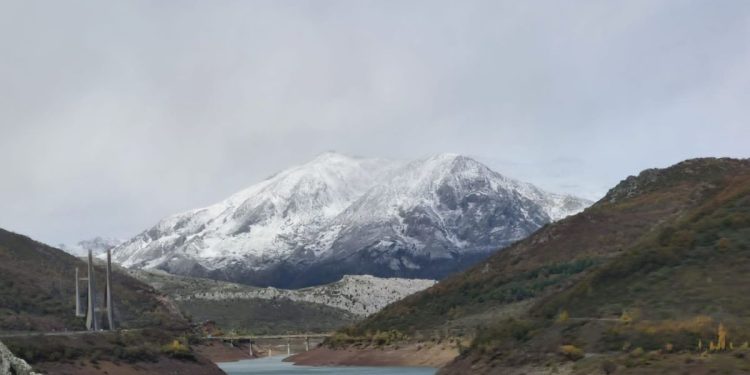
[218,356,437,375]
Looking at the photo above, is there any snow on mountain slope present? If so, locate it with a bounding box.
[300,154,590,284]
[112,152,591,288]
[130,269,435,317]
[318,154,551,257]
[112,152,398,272]
[59,236,123,257]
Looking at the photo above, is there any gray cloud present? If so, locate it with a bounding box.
[1,0,749,245]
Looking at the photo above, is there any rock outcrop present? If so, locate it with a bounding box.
[0,340,40,375]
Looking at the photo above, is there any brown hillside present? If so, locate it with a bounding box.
[0,228,224,374]
[325,158,750,374]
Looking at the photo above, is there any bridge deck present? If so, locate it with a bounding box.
[208,333,331,340]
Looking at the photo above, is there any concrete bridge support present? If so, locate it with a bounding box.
[104,249,114,330]
[74,268,83,317]
[85,250,98,331]
[79,249,116,331]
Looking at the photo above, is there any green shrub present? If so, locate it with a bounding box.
[161,340,195,361]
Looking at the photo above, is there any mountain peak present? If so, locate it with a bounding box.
[426,152,462,161]
[306,151,389,168]
[397,153,490,185]
[309,151,358,163]
[112,153,591,287]
[420,153,475,167]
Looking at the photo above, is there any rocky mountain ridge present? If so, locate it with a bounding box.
[129,270,436,317]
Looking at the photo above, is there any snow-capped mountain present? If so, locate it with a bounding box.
[59,236,123,257]
[112,153,396,274]
[112,152,591,288]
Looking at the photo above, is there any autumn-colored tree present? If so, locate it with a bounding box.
[162,339,192,359]
[559,345,584,361]
[557,310,570,323]
[620,309,638,324]
[717,323,728,351]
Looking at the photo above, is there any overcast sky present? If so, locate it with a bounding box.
[1,0,748,246]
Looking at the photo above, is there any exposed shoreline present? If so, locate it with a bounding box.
[31,356,226,375]
[286,343,457,368]
[195,341,258,363]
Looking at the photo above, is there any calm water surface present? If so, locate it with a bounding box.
[218,356,437,375]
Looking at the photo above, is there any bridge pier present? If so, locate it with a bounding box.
[209,334,330,357]
[79,249,116,331]
[74,268,83,317]
[85,250,98,331]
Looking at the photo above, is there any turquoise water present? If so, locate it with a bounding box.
[218,356,437,375]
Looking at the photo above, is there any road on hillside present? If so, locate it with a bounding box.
[0,329,139,338]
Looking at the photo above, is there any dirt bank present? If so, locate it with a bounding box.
[437,359,574,375]
[31,356,226,375]
[194,341,257,363]
[287,342,458,368]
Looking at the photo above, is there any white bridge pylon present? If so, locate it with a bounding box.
[76,249,115,331]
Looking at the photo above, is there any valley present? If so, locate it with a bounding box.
[3,2,746,373]
[3,152,587,375]
[2,157,748,375]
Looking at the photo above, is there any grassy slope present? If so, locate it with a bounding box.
[331,158,750,373]
[0,229,220,372]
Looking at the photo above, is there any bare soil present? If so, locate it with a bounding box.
[287,343,457,368]
[194,341,257,363]
[32,356,225,375]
